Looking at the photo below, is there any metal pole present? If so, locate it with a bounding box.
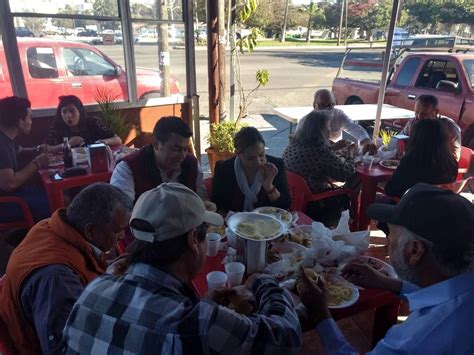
[372,0,400,142]
[337,0,344,46]
[281,0,290,43]
[218,0,227,120]
[184,0,200,159]
[118,0,138,103]
[229,0,236,121]
[207,0,219,124]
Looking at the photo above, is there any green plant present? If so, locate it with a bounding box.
[380,128,397,146]
[94,87,130,141]
[207,120,247,153]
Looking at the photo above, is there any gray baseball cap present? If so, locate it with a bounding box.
[130,183,224,243]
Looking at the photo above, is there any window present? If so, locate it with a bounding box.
[63,48,116,76]
[463,60,474,88]
[130,0,183,21]
[395,57,420,87]
[27,47,59,78]
[415,60,460,91]
[9,1,119,17]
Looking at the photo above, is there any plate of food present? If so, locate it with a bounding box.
[253,207,293,225]
[379,159,400,170]
[285,225,313,247]
[344,256,397,278]
[267,241,308,264]
[227,212,284,241]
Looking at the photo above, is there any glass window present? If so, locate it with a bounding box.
[26,47,59,78]
[63,48,116,76]
[10,0,119,17]
[130,0,183,21]
[463,60,474,88]
[395,57,420,87]
[132,22,185,99]
[415,60,459,90]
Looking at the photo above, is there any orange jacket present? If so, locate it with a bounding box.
[0,210,105,355]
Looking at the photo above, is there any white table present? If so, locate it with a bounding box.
[273,104,415,134]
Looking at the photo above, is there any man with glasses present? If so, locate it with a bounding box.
[111,116,209,204]
[296,89,377,154]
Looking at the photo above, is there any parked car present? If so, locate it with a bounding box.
[332,52,474,148]
[15,27,35,37]
[0,38,181,109]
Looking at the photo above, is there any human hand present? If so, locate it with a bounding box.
[68,136,85,147]
[296,267,331,323]
[34,154,50,169]
[105,257,129,275]
[341,262,392,290]
[362,142,378,155]
[261,163,278,190]
[204,287,236,306]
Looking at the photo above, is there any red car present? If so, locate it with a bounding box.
[0,38,181,109]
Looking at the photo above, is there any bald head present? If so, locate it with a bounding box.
[313,89,336,110]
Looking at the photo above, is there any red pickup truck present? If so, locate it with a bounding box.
[0,38,181,109]
[332,52,474,148]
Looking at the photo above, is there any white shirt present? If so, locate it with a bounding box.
[296,108,370,143]
[110,160,207,201]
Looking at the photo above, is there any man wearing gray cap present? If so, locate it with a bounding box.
[63,183,302,354]
[297,183,474,354]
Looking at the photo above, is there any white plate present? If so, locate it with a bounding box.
[253,206,293,225]
[379,159,400,170]
[325,274,359,309]
[345,256,398,279]
[227,212,285,241]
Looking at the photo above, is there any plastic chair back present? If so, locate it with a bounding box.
[458,146,472,175]
[438,177,472,194]
[0,196,34,232]
[286,172,311,212]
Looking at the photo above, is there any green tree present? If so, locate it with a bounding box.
[22,17,47,35]
[93,0,118,17]
[131,3,154,18]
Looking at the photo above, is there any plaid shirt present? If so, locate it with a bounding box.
[63,263,302,354]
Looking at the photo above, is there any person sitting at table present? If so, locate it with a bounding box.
[212,126,291,213]
[0,96,51,223]
[283,111,357,226]
[47,95,122,148]
[296,89,377,154]
[400,94,461,160]
[384,119,457,199]
[111,116,209,204]
[63,183,303,354]
[298,183,474,354]
[0,182,132,355]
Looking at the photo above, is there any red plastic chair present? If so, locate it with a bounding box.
[0,196,34,232]
[457,146,472,179]
[286,172,357,219]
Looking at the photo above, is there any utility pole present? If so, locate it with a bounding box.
[281,0,290,43]
[207,0,219,124]
[337,0,344,46]
[157,0,170,96]
[218,0,227,120]
[229,0,236,121]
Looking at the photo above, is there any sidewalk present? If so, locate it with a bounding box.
[199,113,291,175]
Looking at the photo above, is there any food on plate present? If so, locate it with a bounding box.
[326,280,354,307]
[380,159,400,169]
[350,256,395,277]
[283,226,312,247]
[255,207,292,224]
[303,268,319,282]
[236,219,281,240]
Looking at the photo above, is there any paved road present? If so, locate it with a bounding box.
[98,45,382,117]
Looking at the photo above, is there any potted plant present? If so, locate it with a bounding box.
[94,87,130,142]
[206,120,246,175]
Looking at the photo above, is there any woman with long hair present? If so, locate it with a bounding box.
[47,95,121,147]
[212,126,291,213]
[385,118,458,198]
[283,110,357,225]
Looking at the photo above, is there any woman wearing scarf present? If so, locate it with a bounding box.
[211,127,291,213]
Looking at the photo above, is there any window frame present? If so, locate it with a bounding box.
[414,59,462,92]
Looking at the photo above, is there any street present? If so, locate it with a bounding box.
[97,44,383,116]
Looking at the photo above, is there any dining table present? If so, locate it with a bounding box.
[355,162,396,231]
[193,212,400,347]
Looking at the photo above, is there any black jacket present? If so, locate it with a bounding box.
[211,155,291,213]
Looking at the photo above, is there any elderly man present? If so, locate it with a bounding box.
[111,116,208,202]
[64,183,302,354]
[298,183,474,354]
[0,183,133,355]
[0,96,51,222]
[400,94,461,159]
[296,89,377,154]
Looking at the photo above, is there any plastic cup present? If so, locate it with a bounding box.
[206,271,228,290]
[206,233,221,256]
[225,262,246,287]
